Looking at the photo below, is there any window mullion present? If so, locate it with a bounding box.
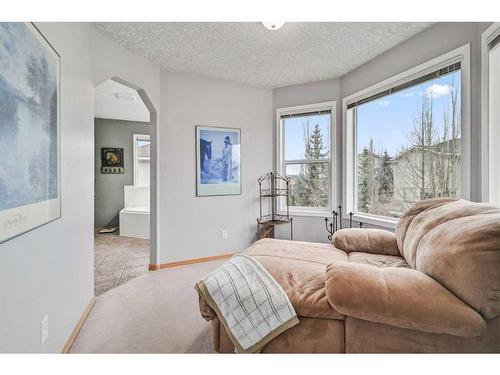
[284,159,329,165]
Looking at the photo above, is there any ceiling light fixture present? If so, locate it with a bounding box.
[113,92,138,101]
[262,22,285,31]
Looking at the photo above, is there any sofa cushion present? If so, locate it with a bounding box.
[395,197,456,260]
[333,228,400,256]
[244,238,346,320]
[247,238,347,265]
[396,199,500,319]
[348,252,409,268]
[325,261,487,337]
[417,213,500,319]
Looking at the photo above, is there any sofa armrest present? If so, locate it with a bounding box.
[332,228,400,256]
[325,262,486,337]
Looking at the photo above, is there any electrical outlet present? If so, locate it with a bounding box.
[41,314,48,345]
[221,230,228,240]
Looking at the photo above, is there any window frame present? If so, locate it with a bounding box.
[276,101,336,217]
[481,23,500,203]
[133,133,151,187]
[342,44,471,229]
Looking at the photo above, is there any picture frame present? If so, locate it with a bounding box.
[0,22,61,244]
[101,147,125,174]
[196,126,241,196]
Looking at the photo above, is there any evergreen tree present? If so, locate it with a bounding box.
[306,124,328,207]
[358,147,370,211]
[305,124,329,160]
[292,124,328,207]
[357,139,380,212]
[377,150,394,202]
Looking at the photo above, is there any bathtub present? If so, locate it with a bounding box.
[119,186,150,239]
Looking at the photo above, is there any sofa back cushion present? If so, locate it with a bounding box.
[396,198,500,319]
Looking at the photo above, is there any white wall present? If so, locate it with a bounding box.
[159,72,273,263]
[0,23,94,353]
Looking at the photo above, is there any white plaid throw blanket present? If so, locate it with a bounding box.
[195,254,299,353]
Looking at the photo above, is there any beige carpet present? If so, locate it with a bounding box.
[70,259,225,353]
[94,230,150,296]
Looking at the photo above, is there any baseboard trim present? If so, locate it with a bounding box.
[61,296,96,353]
[149,253,234,271]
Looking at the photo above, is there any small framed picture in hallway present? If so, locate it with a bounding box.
[101,147,124,174]
[196,126,241,196]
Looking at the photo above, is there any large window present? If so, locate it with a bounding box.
[344,46,470,226]
[133,134,150,187]
[276,102,335,215]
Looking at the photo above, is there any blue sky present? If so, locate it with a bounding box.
[283,113,330,160]
[357,71,461,156]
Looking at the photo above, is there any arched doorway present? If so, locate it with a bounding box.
[93,77,158,295]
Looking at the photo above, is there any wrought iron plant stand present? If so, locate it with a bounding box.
[325,205,363,241]
[256,171,293,240]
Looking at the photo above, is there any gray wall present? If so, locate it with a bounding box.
[0,23,94,353]
[159,72,273,263]
[273,22,491,243]
[94,118,150,228]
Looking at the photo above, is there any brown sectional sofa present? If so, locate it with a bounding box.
[198,198,500,352]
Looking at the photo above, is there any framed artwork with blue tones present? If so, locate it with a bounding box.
[0,23,61,243]
[196,126,241,196]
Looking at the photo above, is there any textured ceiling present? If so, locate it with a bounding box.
[94,22,433,88]
[95,79,150,123]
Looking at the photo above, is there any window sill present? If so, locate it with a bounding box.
[279,210,399,227]
[280,210,331,218]
[348,213,398,230]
